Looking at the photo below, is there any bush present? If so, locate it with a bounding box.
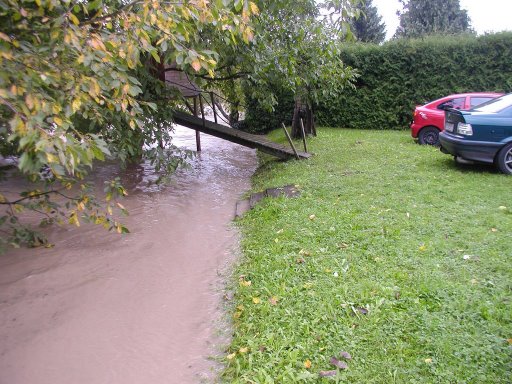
[316,32,512,129]
[241,83,295,134]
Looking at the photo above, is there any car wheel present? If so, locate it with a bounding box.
[496,143,512,175]
[418,126,440,146]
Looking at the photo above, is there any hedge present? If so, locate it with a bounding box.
[316,32,512,129]
[243,32,512,132]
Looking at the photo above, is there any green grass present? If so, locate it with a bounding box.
[221,128,512,383]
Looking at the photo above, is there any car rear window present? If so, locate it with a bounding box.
[470,97,494,108]
[472,94,512,113]
[438,97,465,110]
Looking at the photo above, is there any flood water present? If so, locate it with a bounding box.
[0,127,258,384]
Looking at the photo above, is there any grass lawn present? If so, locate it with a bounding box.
[221,128,512,383]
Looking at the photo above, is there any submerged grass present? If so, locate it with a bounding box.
[221,128,512,383]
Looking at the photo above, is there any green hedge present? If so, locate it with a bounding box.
[242,85,295,134]
[316,32,512,129]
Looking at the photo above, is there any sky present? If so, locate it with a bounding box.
[372,0,512,40]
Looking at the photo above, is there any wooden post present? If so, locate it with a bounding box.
[193,96,201,152]
[299,118,308,153]
[281,123,300,160]
[211,92,218,124]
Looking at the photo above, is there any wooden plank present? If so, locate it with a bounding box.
[172,110,311,160]
[281,123,300,160]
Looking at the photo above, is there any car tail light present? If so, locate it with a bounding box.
[457,123,473,136]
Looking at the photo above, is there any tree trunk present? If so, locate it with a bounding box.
[291,99,316,139]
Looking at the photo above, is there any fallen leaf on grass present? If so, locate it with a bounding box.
[304,359,312,369]
[319,370,337,377]
[299,249,311,256]
[330,357,348,369]
[424,358,432,364]
[252,297,261,304]
[339,351,352,360]
[491,228,498,232]
[239,347,249,354]
[240,280,252,287]
[269,296,278,305]
[351,306,368,316]
[337,242,349,249]
[418,245,427,252]
[296,257,306,264]
[226,352,236,360]
[309,214,316,220]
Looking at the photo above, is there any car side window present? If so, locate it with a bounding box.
[438,97,465,110]
[470,97,493,108]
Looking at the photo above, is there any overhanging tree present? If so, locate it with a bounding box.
[394,0,474,38]
[0,0,257,249]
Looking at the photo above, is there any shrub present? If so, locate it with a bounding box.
[316,32,512,129]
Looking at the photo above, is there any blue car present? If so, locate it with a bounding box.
[439,93,512,175]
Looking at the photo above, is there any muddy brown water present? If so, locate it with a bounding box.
[0,127,258,384]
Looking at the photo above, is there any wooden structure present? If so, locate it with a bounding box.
[165,65,310,160]
[172,110,311,160]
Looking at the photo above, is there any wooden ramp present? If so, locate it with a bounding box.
[172,110,311,160]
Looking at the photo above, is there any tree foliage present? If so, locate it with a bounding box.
[394,0,473,38]
[0,0,257,249]
[239,0,361,136]
[349,0,386,44]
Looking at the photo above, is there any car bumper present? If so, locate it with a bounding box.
[410,123,422,138]
[439,132,502,164]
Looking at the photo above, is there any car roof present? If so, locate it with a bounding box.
[422,92,504,107]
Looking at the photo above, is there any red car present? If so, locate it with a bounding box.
[411,92,503,145]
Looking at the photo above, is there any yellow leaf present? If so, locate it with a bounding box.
[418,245,427,252]
[191,59,201,72]
[304,359,312,369]
[309,214,316,220]
[68,13,80,26]
[226,353,236,360]
[69,212,80,227]
[0,32,11,43]
[72,98,81,112]
[25,94,34,110]
[240,280,251,287]
[53,116,63,126]
[424,358,432,364]
[242,26,254,43]
[239,347,248,354]
[252,297,261,304]
[249,1,259,15]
